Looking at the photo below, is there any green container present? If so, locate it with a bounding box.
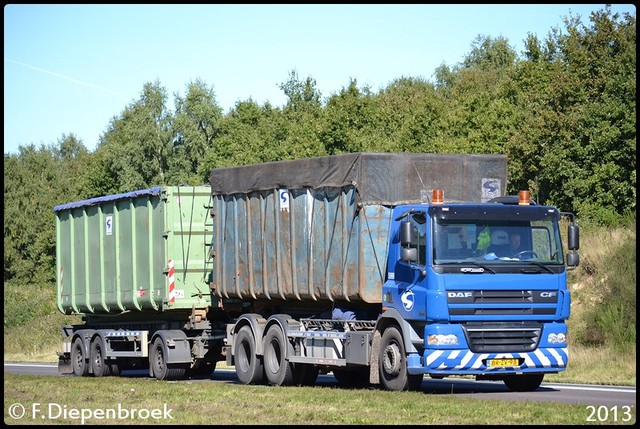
[54,185,213,315]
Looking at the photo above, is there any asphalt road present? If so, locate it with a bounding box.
[5,361,636,411]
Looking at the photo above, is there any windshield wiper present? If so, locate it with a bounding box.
[519,260,554,274]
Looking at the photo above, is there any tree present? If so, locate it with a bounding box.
[4,135,87,283]
[90,80,174,193]
[169,79,223,185]
[508,6,636,222]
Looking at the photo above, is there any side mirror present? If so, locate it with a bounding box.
[401,247,418,262]
[400,221,415,246]
[566,252,580,267]
[567,224,580,251]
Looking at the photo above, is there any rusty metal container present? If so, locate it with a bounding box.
[208,153,508,304]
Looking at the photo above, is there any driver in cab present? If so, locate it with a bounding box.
[508,232,523,257]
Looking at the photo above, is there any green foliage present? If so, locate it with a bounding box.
[505,6,636,220]
[4,282,57,328]
[576,220,636,348]
[91,80,174,193]
[169,79,223,185]
[3,135,88,284]
[462,35,517,70]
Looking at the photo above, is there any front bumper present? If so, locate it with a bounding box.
[407,347,568,375]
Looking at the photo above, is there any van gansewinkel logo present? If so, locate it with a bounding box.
[400,290,415,311]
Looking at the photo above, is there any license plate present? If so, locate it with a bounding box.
[488,358,519,367]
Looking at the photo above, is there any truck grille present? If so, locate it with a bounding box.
[446,289,558,316]
[463,322,542,353]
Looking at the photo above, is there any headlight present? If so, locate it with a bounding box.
[428,334,458,345]
[547,333,566,344]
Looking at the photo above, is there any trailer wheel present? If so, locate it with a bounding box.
[503,373,544,391]
[150,337,187,380]
[263,324,294,386]
[90,338,111,377]
[71,337,89,376]
[379,326,422,391]
[234,326,264,384]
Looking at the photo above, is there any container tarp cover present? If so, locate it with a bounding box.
[209,152,507,204]
[53,187,162,212]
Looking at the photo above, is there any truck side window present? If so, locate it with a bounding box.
[410,213,427,266]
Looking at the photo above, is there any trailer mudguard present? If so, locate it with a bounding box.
[151,330,191,364]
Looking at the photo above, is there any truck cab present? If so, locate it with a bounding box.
[382,190,579,391]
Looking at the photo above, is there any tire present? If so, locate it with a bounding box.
[71,337,89,376]
[109,360,121,376]
[378,326,423,391]
[90,338,111,377]
[293,363,319,386]
[503,374,544,392]
[150,337,187,380]
[263,324,294,386]
[189,358,218,378]
[333,367,370,388]
[234,326,264,385]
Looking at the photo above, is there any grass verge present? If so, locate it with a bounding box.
[5,374,634,425]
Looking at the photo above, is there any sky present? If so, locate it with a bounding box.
[4,4,636,155]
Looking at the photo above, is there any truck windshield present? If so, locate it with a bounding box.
[431,217,564,265]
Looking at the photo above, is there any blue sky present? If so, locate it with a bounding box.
[4,4,636,155]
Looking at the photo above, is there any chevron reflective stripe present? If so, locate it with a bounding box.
[424,348,568,372]
[168,259,175,304]
[547,347,566,366]
[59,267,64,299]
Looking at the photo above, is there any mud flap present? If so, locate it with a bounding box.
[369,330,381,384]
[58,353,73,374]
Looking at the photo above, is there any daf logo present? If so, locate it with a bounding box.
[540,292,557,298]
[448,292,473,298]
[400,290,415,311]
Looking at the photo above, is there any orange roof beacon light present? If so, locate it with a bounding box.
[432,189,444,204]
[518,190,531,205]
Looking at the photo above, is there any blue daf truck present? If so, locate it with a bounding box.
[57,153,579,392]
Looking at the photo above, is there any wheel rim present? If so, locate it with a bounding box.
[93,344,103,371]
[382,342,402,376]
[154,345,165,374]
[265,337,281,374]
[237,340,250,373]
[73,343,84,371]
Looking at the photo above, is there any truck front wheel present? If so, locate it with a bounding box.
[71,337,89,376]
[379,326,422,391]
[234,326,264,384]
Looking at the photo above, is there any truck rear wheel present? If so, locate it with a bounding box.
[150,337,187,380]
[379,326,422,391]
[71,337,89,376]
[90,338,111,377]
[263,324,294,386]
[234,326,264,384]
[503,373,544,391]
